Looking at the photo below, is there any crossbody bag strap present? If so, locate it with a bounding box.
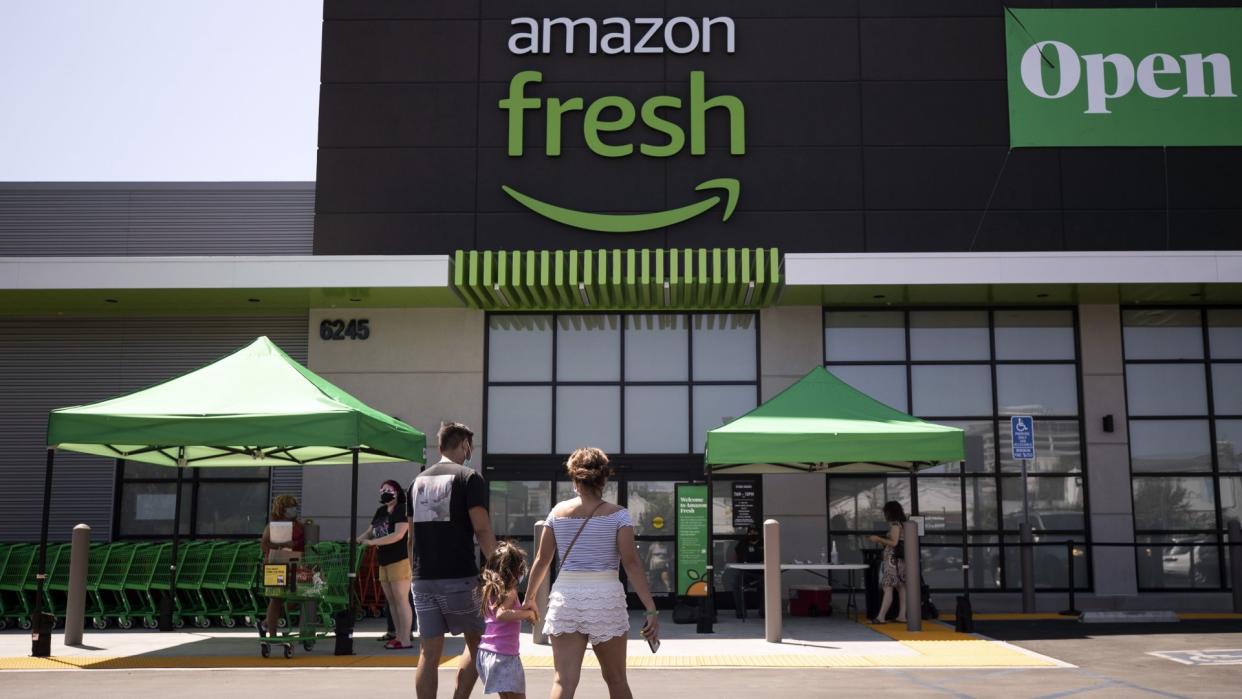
[559,501,606,567]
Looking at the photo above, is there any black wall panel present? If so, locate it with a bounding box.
[315,1,1242,255]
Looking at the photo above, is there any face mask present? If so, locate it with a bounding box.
[379,491,395,504]
[462,452,472,468]
[286,507,299,519]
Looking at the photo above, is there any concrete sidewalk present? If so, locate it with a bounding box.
[0,612,1067,671]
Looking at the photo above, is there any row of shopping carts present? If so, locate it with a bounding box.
[0,540,388,632]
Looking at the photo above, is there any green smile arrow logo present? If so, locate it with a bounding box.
[501,178,740,233]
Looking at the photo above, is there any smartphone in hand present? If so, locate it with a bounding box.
[646,635,660,653]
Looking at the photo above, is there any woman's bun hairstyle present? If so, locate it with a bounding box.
[566,447,613,495]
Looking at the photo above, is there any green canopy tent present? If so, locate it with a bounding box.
[31,336,425,650]
[705,366,965,474]
[699,366,965,631]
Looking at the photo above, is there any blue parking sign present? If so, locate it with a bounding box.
[1011,416,1035,460]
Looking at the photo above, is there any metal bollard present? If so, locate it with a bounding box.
[1060,539,1080,616]
[903,521,921,632]
[532,520,551,645]
[1231,520,1242,614]
[763,519,782,643]
[301,520,320,639]
[1020,523,1035,613]
[64,524,91,646]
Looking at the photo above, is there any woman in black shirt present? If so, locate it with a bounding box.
[358,479,413,649]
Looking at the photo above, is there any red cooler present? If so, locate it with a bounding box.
[788,585,832,617]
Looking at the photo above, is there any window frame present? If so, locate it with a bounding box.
[482,311,762,469]
[113,458,272,540]
[822,306,1091,593]
[1122,305,1242,591]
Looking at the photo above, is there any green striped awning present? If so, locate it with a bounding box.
[451,248,782,310]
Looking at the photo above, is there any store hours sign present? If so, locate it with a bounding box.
[500,16,745,232]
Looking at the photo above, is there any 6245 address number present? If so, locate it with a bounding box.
[319,319,370,341]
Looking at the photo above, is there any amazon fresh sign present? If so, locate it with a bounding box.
[499,16,744,233]
[1006,8,1242,146]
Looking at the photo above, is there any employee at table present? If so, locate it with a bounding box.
[732,525,764,618]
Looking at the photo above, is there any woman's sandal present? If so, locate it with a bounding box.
[867,618,884,625]
[383,639,412,650]
[376,632,396,642]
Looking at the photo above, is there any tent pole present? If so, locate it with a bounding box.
[698,469,715,633]
[31,448,55,657]
[348,448,359,593]
[161,464,185,631]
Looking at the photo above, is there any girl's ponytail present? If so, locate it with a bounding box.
[480,540,529,612]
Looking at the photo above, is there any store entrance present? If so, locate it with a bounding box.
[490,473,762,610]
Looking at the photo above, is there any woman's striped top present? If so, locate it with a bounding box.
[545,504,634,572]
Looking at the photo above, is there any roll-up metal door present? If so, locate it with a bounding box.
[0,316,307,541]
[0,183,313,256]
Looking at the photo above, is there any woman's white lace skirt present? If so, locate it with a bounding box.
[543,571,630,645]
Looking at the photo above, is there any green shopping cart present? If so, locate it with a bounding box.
[258,542,350,659]
[96,542,141,629]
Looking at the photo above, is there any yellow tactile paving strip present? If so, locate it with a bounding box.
[0,620,1063,671]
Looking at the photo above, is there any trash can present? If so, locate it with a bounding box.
[862,548,883,620]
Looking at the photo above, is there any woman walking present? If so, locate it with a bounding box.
[524,448,660,699]
[867,500,908,624]
[359,479,414,649]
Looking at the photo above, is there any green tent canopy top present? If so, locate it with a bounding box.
[46,336,426,467]
[705,366,965,474]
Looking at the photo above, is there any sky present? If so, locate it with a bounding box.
[0,0,322,181]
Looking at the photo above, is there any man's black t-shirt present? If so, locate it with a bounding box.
[370,503,409,567]
[407,460,488,580]
[735,539,764,564]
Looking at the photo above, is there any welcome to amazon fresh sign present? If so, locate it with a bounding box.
[499,16,744,233]
[1006,8,1242,147]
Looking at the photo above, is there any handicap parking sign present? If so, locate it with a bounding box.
[1011,415,1035,460]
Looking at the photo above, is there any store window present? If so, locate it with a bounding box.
[823,308,1087,592]
[116,461,269,538]
[1124,308,1242,590]
[486,313,759,456]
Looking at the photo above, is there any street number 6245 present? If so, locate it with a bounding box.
[319,319,370,341]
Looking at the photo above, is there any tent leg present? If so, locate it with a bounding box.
[160,465,185,632]
[336,448,359,656]
[698,471,715,634]
[31,448,55,658]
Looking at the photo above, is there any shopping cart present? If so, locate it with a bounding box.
[96,542,141,629]
[84,542,112,629]
[356,545,386,619]
[40,543,73,623]
[176,541,217,628]
[201,541,241,627]
[258,542,350,659]
[0,544,37,630]
[226,541,263,627]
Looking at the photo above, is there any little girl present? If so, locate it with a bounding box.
[477,540,537,699]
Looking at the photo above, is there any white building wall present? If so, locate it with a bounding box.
[1079,303,1139,597]
[302,307,485,540]
[758,305,828,588]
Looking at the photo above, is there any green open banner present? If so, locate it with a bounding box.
[675,483,709,597]
[1006,8,1242,146]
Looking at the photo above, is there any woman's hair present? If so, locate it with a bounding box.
[271,494,298,521]
[565,447,613,496]
[480,540,529,611]
[882,500,907,523]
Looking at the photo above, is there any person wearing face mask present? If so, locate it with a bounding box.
[732,525,764,619]
[259,494,304,637]
[407,422,496,699]
[358,479,414,649]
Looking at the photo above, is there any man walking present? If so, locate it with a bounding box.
[408,422,496,699]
